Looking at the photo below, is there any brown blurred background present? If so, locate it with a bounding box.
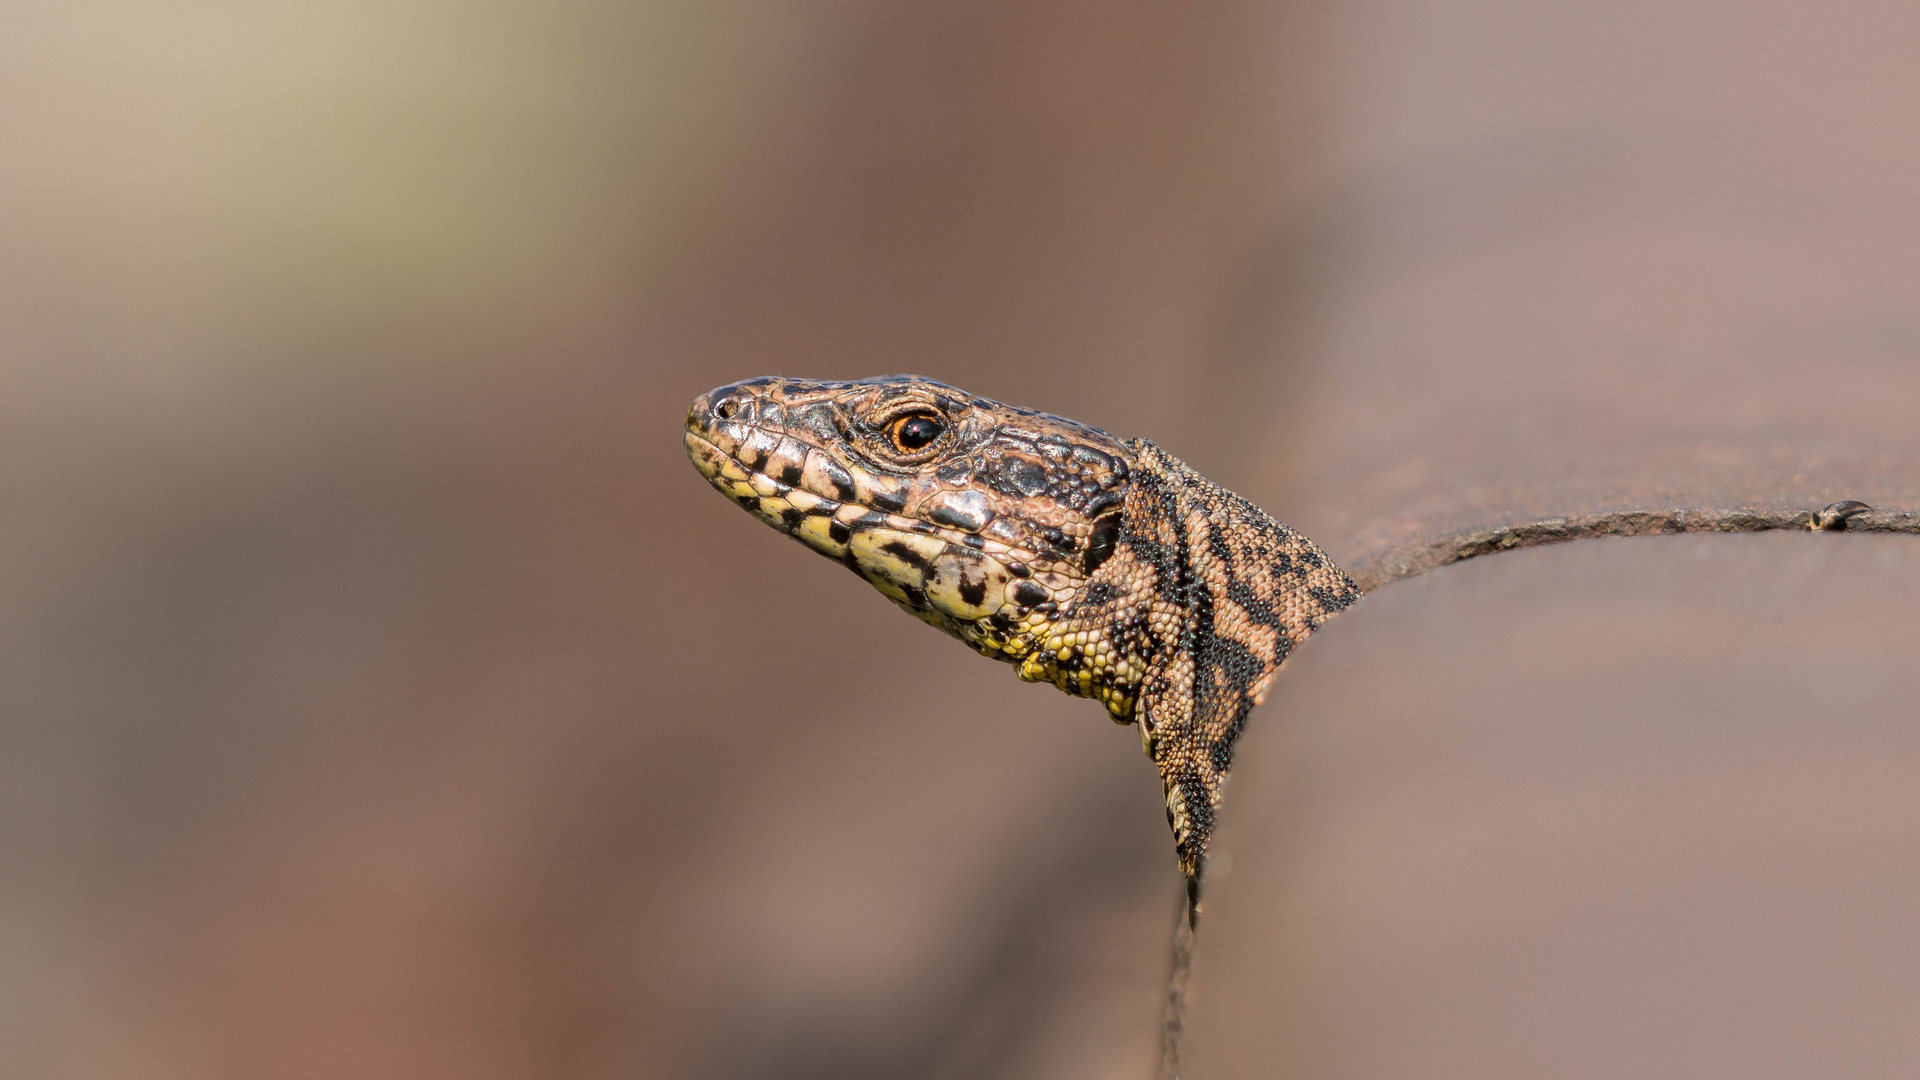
[1,2,1317,1077]
[6,1,1919,1078]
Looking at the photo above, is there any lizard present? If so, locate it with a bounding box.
[683,374,1360,897]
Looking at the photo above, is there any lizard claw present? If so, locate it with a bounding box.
[1810,500,1872,531]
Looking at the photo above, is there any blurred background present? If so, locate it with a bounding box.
[1,2,1319,1077]
[6,1,1920,1078]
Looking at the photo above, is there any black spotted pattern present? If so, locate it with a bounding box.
[684,375,1360,889]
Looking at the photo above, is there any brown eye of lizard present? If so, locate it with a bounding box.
[888,412,944,452]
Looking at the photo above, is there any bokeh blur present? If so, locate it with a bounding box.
[2,2,1314,1077]
[7,1,1920,1078]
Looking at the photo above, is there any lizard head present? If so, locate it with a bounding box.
[684,374,1147,715]
[687,374,1360,880]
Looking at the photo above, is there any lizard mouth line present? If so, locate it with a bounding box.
[681,425,793,481]
[686,427,1050,636]
[682,429,767,484]
[684,428,850,518]
[683,429,1026,560]
[684,427,867,523]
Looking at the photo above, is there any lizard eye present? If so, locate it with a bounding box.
[888,412,946,453]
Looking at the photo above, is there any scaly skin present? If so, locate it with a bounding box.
[684,375,1359,885]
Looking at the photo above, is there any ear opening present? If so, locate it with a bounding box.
[1083,512,1121,574]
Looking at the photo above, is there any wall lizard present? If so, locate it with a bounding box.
[684,375,1360,895]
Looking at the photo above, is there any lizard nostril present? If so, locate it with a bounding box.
[715,396,744,420]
